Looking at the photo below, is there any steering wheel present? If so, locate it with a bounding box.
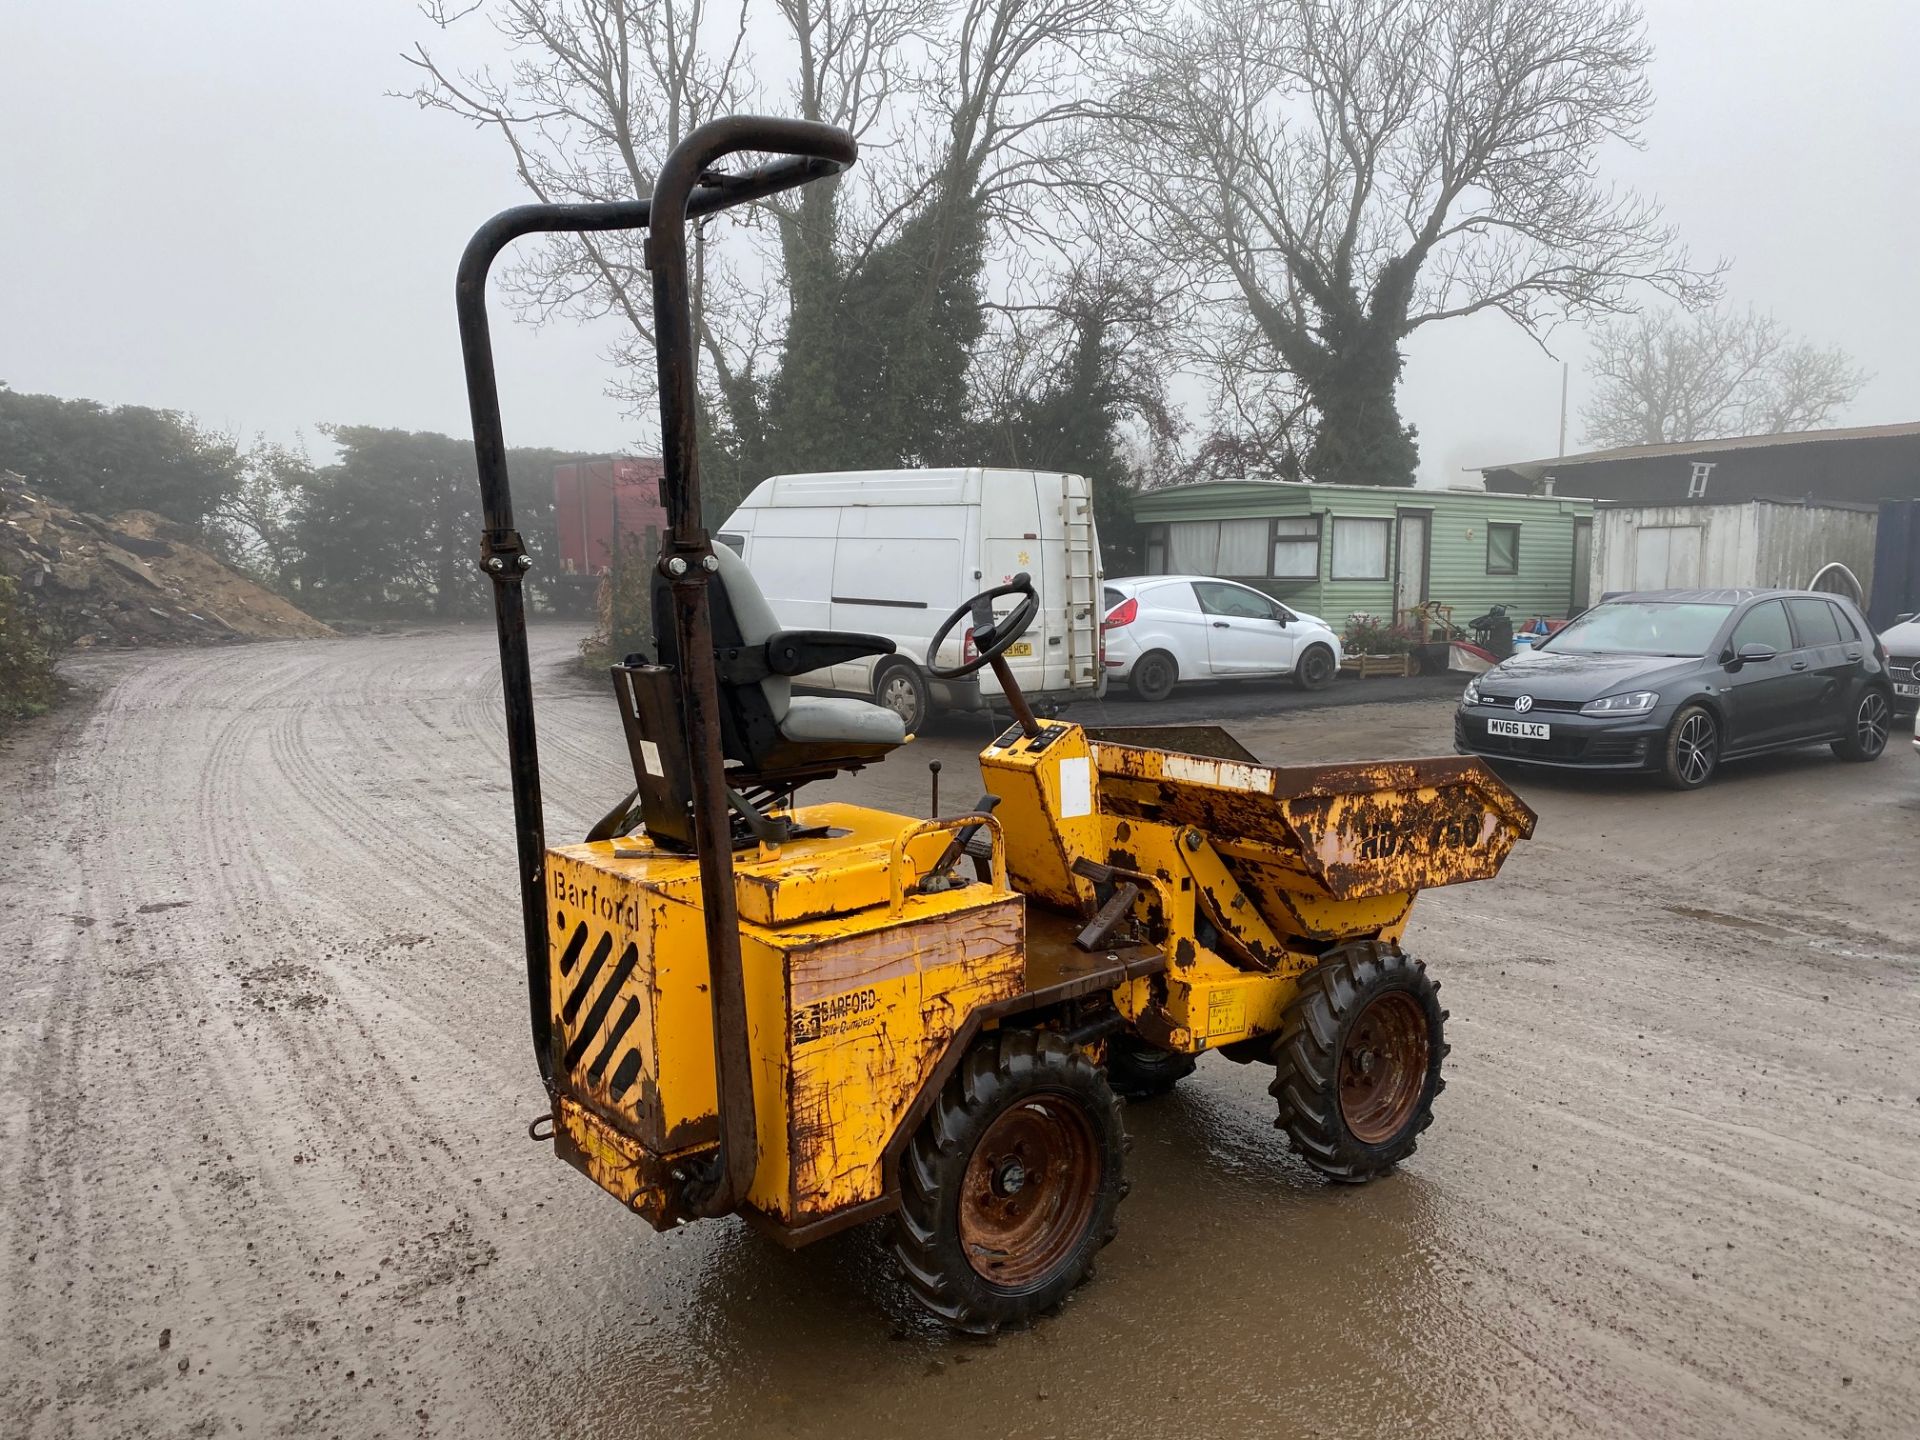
[925,574,1040,680]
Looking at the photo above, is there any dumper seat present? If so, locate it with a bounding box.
[652,544,907,780]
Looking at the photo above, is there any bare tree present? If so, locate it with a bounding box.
[403,0,763,451]
[401,0,1112,487]
[1580,307,1870,448]
[1096,0,1720,486]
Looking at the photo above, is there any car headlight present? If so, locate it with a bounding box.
[1462,678,1483,706]
[1580,690,1659,716]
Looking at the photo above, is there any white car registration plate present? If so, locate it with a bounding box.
[1487,718,1551,739]
[1896,681,1920,698]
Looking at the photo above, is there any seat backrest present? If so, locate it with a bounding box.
[651,545,789,767]
[711,544,790,723]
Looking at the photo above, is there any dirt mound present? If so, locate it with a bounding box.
[0,472,333,647]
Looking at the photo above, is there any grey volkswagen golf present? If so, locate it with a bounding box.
[1455,588,1895,790]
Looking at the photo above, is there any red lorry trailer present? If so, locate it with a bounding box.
[552,457,668,578]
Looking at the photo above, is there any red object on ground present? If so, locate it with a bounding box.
[553,458,667,577]
[1448,641,1500,674]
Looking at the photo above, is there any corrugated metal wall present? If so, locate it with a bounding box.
[1753,503,1877,592]
[1592,501,1877,596]
[1593,504,1757,594]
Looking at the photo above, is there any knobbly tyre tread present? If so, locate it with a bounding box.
[1268,943,1447,1184]
[893,1029,1128,1334]
[1103,1033,1197,1099]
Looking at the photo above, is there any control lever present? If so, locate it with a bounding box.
[918,793,1002,892]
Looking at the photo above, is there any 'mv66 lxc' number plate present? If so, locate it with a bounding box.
[1487,718,1550,739]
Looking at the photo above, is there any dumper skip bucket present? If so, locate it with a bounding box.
[1088,727,1537,903]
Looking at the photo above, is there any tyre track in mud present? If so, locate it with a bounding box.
[1,630,1916,1439]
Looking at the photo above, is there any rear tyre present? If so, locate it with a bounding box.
[874,660,931,733]
[1659,703,1720,790]
[1103,1034,1196,1099]
[1295,644,1336,690]
[894,1030,1127,1335]
[1831,687,1891,762]
[1269,944,1445,1184]
[1129,650,1177,702]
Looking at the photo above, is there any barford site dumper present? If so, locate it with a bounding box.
[459,115,1536,1333]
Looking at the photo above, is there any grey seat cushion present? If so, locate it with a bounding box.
[779,696,908,747]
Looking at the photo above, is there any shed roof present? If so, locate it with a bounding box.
[1592,494,1881,513]
[1476,420,1920,483]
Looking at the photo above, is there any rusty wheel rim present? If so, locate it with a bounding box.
[1338,991,1430,1145]
[958,1095,1100,1290]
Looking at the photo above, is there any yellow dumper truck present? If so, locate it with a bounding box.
[459,116,1535,1333]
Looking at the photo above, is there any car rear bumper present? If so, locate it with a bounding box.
[1454,707,1665,771]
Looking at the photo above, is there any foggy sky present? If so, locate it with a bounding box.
[2,1,1916,489]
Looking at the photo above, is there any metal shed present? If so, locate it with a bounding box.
[1591,497,1878,601]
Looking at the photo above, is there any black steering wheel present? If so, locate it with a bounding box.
[925,574,1040,680]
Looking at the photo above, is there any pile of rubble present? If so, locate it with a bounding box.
[0,472,333,647]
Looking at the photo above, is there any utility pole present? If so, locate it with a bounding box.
[1557,361,1569,456]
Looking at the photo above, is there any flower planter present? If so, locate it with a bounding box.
[1339,652,1417,679]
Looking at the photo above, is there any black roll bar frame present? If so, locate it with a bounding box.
[457,116,858,1219]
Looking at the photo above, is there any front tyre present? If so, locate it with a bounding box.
[1659,703,1719,790]
[1295,643,1336,690]
[1832,687,1891,762]
[894,1031,1127,1334]
[1270,944,1446,1183]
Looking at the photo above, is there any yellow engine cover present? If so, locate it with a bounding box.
[544,803,1025,1230]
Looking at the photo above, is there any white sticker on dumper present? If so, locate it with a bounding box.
[1058,755,1092,819]
[639,740,663,777]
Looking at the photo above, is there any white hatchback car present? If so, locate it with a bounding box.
[1101,575,1344,701]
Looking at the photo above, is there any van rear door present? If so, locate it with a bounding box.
[979,471,1102,699]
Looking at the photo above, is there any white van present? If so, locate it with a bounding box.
[717,468,1105,730]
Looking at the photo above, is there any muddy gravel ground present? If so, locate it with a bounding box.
[3,625,1917,1440]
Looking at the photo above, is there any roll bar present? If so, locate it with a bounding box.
[458,117,858,1219]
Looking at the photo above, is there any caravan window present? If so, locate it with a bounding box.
[1329,517,1390,579]
[1271,516,1320,578]
[1164,518,1269,576]
[1486,524,1519,575]
[1144,525,1167,574]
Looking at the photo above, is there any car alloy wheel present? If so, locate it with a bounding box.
[1673,710,1716,786]
[875,663,929,732]
[1855,691,1889,756]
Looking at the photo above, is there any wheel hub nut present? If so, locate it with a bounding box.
[993,1158,1027,1196]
